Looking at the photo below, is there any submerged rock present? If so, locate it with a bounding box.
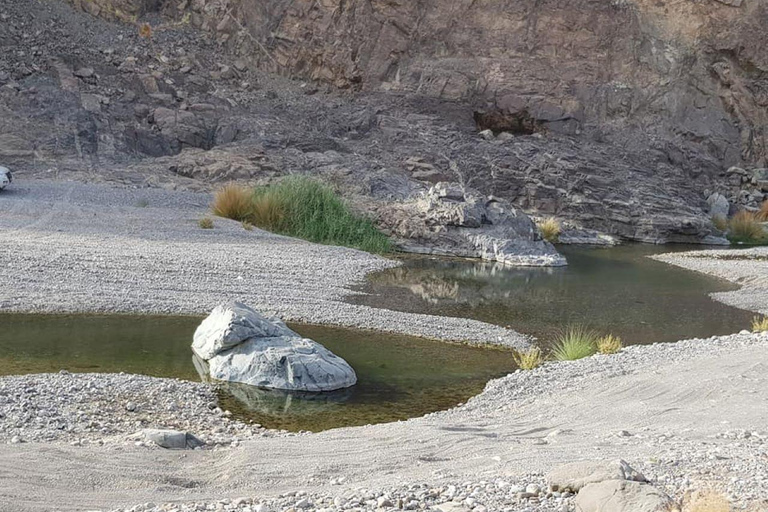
[378,182,566,267]
[192,302,357,392]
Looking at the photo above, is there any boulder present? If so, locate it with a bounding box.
[139,429,204,450]
[379,183,566,267]
[0,166,12,191]
[192,302,357,392]
[548,459,646,492]
[574,480,675,512]
[706,192,730,219]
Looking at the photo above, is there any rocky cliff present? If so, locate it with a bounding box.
[2,0,767,243]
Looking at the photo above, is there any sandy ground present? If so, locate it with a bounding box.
[1,180,767,511]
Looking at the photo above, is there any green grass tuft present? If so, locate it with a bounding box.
[551,325,599,361]
[249,176,392,254]
[512,347,544,370]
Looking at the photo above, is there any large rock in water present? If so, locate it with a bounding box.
[378,183,566,267]
[192,302,357,392]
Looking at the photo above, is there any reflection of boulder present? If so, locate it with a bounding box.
[212,373,354,417]
[378,183,566,267]
[192,302,357,392]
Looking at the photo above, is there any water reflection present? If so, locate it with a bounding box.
[352,245,755,345]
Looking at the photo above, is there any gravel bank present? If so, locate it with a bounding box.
[0,179,528,348]
[653,247,768,316]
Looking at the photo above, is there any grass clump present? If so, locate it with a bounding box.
[711,215,728,232]
[512,347,544,370]
[198,217,214,229]
[756,200,768,222]
[752,316,768,332]
[212,184,254,222]
[727,210,767,244]
[537,217,561,243]
[551,325,599,361]
[250,177,392,253]
[597,334,622,354]
[241,221,254,231]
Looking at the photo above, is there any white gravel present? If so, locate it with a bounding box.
[2,180,768,512]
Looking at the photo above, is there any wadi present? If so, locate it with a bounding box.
[1,0,767,511]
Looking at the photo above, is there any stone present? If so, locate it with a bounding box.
[574,480,675,512]
[548,460,647,492]
[74,67,94,78]
[192,302,294,360]
[379,183,566,267]
[139,428,204,449]
[706,193,729,219]
[192,302,357,392]
[0,166,12,191]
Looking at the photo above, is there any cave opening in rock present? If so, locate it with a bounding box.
[473,109,541,135]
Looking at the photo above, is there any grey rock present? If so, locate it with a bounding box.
[380,183,566,267]
[0,166,12,191]
[140,428,204,450]
[193,302,357,392]
[548,459,646,492]
[706,192,730,219]
[574,480,675,512]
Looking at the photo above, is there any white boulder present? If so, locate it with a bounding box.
[574,480,675,512]
[548,459,646,492]
[192,302,357,392]
[0,166,11,191]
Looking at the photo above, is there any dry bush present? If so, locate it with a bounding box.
[597,334,623,354]
[682,491,730,512]
[756,200,768,222]
[537,217,561,243]
[712,215,728,232]
[727,211,766,244]
[211,184,254,222]
[512,347,544,370]
[198,217,214,229]
[752,316,768,332]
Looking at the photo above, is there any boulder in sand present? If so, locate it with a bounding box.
[192,302,357,392]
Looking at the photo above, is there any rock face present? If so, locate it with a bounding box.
[4,0,767,245]
[378,183,566,267]
[0,166,11,191]
[192,303,357,392]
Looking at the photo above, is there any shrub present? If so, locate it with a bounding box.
[597,334,622,354]
[250,176,392,254]
[551,325,598,361]
[752,316,768,332]
[727,211,767,244]
[756,200,768,222]
[211,184,254,222]
[512,347,544,370]
[250,193,286,232]
[682,491,730,512]
[537,217,561,243]
[711,215,727,232]
[198,217,214,229]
